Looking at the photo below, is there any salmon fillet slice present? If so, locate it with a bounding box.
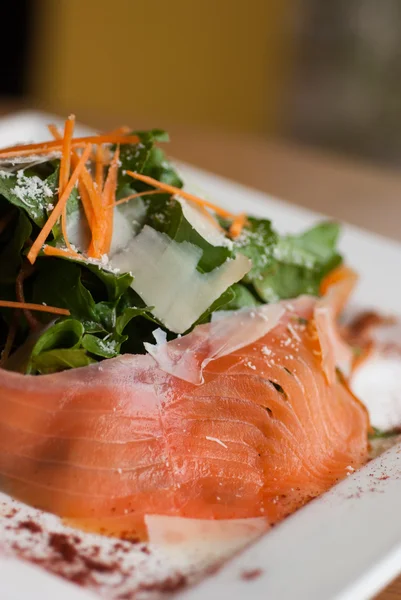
[0,296,368,539]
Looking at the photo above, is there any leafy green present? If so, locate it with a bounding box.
[26,257,157,372]
[146,196,232,273]
[30,319,84,354]
[188,287,235,330]
[0,210,32,284]
[143,145,183,187]
[27,319,93,374]
[0,168,57,227]
[33,260,97,323]
[235,221,342,303]
[31,349,95,374]
[85,265,133,303]
[81,333,122,359]
[117,129,182,194]
[234,217,277,281]
[222,283,261,311]
[369,427,401,440]
[116,306,156,335]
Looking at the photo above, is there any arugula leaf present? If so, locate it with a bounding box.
[81,333,123,358]
[33,260,97,323]
[235,221,342,303]
[143,146,183,187]
[27,319,88,374]
[0,210,32,284]
[117,129,181,194]
[146,197,231,273]
[254,263,324,302]
[273,222,341,273]
[234,217,277,281]
[31,349,95,374]
[369,427,401,440]
[116,306,156,335]
[187,287,235,330]
[0,168,57,227]
[30,319,84,355]
[223,283,261,311]
[85,265,133,303]
[28,257,157,370]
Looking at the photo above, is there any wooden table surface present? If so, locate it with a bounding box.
[3,105,401,598]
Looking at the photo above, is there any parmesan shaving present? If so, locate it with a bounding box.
[111,226,251,334]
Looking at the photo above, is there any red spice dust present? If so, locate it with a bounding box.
[138,573,188,593]
[48,532,78,563]
[81,556,118,574]
[18,520,42,534]
[241,568,263,581]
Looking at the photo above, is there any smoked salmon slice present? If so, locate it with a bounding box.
[0,296,369,539]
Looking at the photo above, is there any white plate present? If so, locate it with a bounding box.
[0,111,401,600]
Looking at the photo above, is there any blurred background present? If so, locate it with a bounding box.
[3,0,401,166]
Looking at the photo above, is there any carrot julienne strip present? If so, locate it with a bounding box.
[27,144,92,264]
[47,123,60,139]
[105,125,131,136]
[59,115,76,254]
[48,124,95,229]
[229,213,248,238]
[43,245,82,260]
[125,171,235,218]
[0,300,70,316]
[48,124,131,138]
[111,189,164,207]
[101,145,120,255]
[95,144,105,191]
[0,135,140,159]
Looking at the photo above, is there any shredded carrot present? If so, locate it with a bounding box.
[48,123,95,230]
[101,145,120,255]
[59,116,75,192]
[105,125,131,136]
[59,115,76,254]
[229,213,248,238]
[0,134,140,159]
[320,265,357,297]
[95,144,105,191]
[43,245,83,261]
[27,144,92,265]
[48,124,131,138]
[80,168,101,222]
[196,204,226,233]
[0,300,70,316]
[47,123,59,138]
[125,171,235,218]
[112,189,164,207]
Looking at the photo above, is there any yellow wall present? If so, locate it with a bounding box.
[31,0,296,133]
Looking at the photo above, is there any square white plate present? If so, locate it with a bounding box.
[0,111,401,600]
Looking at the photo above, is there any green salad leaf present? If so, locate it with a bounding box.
[234,220,342,303]
[0,167,57,227]
[0,210,32,284]
[146,195,232,273]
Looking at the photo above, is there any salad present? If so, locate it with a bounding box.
[0,116,341,374]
